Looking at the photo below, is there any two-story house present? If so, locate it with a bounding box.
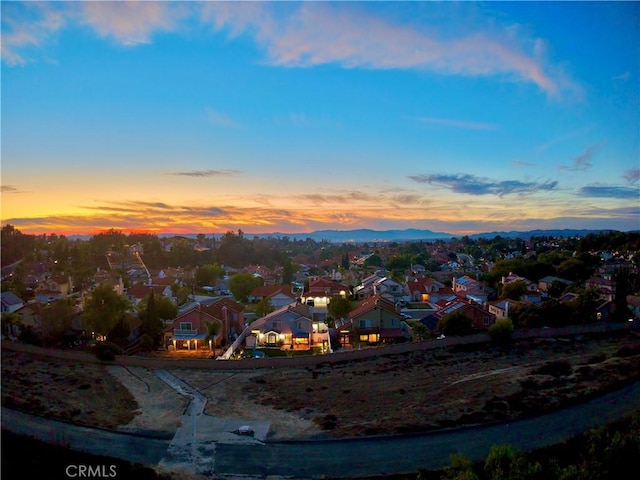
[127,284,174,307]
[198,296,246,344]
[164,303,220,352]
[452,275,495,303]
[405,277,446,302]
[336,295,409,348]
[301,277,350,321]
[249,284,297,309]
[34,275,72,303]
[246,303,329,352]
[435,297,496,330]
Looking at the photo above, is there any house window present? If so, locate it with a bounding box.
[272,320,281,329]
[389,318,398,327]
[483,317,491,325]
[179,322,192,331]
[359,319,372,329]
[296,320,304,331]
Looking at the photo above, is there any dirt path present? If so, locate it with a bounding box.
[106,366,188,437]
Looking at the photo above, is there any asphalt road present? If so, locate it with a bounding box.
[2,380,640,479]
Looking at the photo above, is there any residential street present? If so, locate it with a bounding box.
[2,380,639,479]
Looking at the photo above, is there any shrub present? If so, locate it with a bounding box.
[94,341,122,361]
[489,317,515,344]
[139,334,155,352]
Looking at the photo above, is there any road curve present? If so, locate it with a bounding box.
[2,381,640,479]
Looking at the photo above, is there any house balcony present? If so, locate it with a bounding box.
[174,328,198,337]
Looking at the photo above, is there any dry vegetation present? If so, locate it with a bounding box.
[2,329,640,441]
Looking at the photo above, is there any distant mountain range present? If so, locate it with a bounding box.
[67,228,630,243]
[238,228,623,243]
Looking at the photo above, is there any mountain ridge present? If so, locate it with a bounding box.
[65,227,633,242]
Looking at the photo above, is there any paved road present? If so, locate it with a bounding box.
[2,381,639,479]
[215,380,640,478]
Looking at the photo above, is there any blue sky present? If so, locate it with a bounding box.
[1,1,639,236]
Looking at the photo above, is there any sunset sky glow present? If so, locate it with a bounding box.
[2,1,639,237]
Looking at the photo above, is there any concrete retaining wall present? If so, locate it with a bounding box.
[3,321,637,371]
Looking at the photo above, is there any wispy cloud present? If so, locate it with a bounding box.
[613,72,630,82]
[623,168,640,183]
[408,173,558,197]
[1,185,20,193]
[1,2,67,65]
[536,125,595,153]
[578,185,640,200]
[416,117,497,131]
[168,169,242,178]
[206,108,240,128]
[295,191,381,205]
[512,159,536,167]
[202,2,573,97]
[560,143,599,172]
[79,1,185,46]
[2,1,578,98]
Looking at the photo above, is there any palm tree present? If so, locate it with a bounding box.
[204,320,222,353]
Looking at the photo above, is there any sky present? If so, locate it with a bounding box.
[1,1,639,237]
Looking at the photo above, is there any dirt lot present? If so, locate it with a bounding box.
[2,329,640,441]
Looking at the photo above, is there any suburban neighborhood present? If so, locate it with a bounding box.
[2,226,639,360]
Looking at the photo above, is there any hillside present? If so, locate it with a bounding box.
[2,329,640,442]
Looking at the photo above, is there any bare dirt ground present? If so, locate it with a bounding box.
[2,329,640,441]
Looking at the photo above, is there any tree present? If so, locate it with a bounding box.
[484,444,541,480]
[254,297,275,318]
[281,257,294,284]
[440,453,479,480]
[195,263,225,288]
[364,254,383,268]
[40,299,74,347]
[204,320,222,351]
[138,291,162,346]
[138,292,177,345]
[228,273,263,302]
[612,265,633,322]
[437,310,473,336]
[406,320,430,341]
[501,280,528,300]
[327,295,351,323]
[83,284,132,339]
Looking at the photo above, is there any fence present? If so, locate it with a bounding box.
[3,321,638,371]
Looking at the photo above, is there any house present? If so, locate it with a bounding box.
[595,300,615,322]
[249,284,297,309]
[163,304,220,351]
[11,302,45,335]
[405,277,446,302]
[34,275,72,303]
[93,269,125,296]
[354,274,405,302]
[585,276,616,302]
[198,296,246,344]
[435,297,496,330]
[452,275,494,303]
[627,295,640,321]
[336,295,409,347]
[501,273,539,292]
[126,284,174,306]
[301,277,350,320]
[371,277,405,302]
[486,299,520,319]
[1,291,24,314]
[538,276,573,293]
[245,303,330,352]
